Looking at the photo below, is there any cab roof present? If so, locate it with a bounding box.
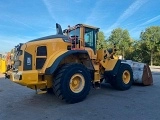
[78,23,99,30]
[69,23,99,30]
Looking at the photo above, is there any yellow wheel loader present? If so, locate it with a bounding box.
[6,23,135,103]
[0,51,14,74]
[0,53,7,73]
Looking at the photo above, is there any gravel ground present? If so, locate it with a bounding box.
[0,69,160,120]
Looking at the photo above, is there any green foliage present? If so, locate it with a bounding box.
[97,31,107,50]
[128,41,150,63]
[107,28,132,58]
[140,26,160,65]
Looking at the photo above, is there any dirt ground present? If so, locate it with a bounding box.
[0,68,160,120]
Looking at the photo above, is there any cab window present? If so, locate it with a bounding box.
[84,27,96,51]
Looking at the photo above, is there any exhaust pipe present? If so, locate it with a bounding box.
[56,23,63,35]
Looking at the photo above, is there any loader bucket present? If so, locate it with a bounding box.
[142,64,153,85]
[122,60,153,86]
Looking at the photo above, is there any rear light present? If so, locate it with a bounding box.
[14,74,22,80]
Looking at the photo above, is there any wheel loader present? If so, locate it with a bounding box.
[6,23,145,103]
[0,53,7,73]
[0,52,14,74]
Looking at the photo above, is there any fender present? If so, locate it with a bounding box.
[45,50,93,74]
[104,59,121,76]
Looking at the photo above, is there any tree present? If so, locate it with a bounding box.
[97,31,107,50]
[140,26,160,66]
[107,28,132,59]
[129,41,150,63]
[124,39,136,60]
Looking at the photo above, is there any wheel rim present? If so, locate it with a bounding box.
[69,73,85,93]
[122,70,130,84]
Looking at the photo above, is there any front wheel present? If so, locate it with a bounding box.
[53,63,91,103]
[110,63,133,90]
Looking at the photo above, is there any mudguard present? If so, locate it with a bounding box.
[45,50,93,74]
[103,59,121,76]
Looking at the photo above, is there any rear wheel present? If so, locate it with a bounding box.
[110,63,133,90]
[53,63,91,103]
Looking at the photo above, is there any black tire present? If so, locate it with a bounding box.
[110,63,133,90]
[47,88,54,93]
[53,63,91,103]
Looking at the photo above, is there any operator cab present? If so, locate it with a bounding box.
[63,24,99,52]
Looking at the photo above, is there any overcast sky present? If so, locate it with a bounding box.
[0,0,160,52]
